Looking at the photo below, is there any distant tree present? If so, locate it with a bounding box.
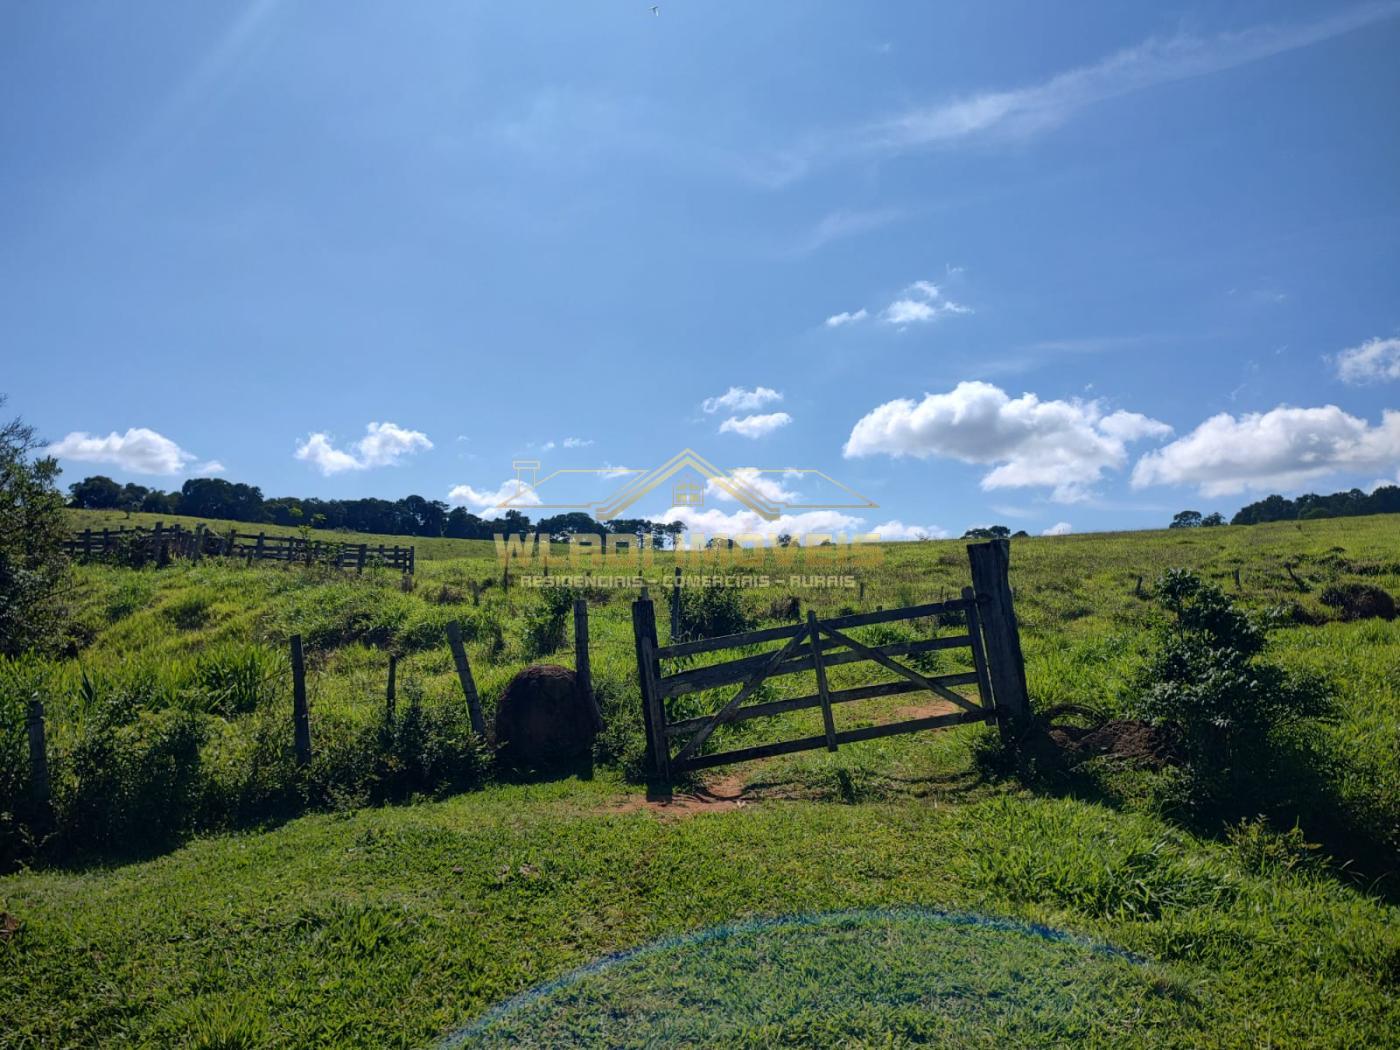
[0,396,70,656]
[537,512,603,543]
[118,483,150,517]
[962,525,1011,540]
[1170,510,1203,529]
[777,533,793,547]
[1200,512,1226,528]
[1012,529,1030,538]
[68,475,123,509]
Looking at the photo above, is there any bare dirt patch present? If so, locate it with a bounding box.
[607,771,759,819]
[1048,720,1178,769]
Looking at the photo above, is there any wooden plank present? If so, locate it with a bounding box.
[816,622,984,715]
[660,633,973,698]
[446,621,486,736]
[655,620,805,659]
[672,626,813,763]
[963,586,996,713]
[821,598,970,632]
[808,611,837,752]
[966,540,1031,737]
[631,598,670,782]
[674,708,990,772]
[664,673,980,737]
[290,635,312,766]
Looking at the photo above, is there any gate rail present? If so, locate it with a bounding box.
[631,539,1029,782]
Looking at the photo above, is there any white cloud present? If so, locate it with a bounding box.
[295,421,433,475]
[47,427,198,475]
[654,506,867,539]
[195,460,226,476]
[825,309,868,327]
[1334,337,1400,384]
[869,519,949,541]
[706,467,800,504]
[860,7,1396,154]
[1042,521,1073,536]
[1132,405,1400,497]
[562,436,594,448]
[702,386,783,414]
[881,279,971,325]
[447,479,542,511]
[719,412,793,439]
[844,380,1171,502]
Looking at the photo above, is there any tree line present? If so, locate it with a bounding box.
[65,474,686,543]
[1170,484,1400,529]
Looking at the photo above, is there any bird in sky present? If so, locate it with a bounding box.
[651,6,659,15]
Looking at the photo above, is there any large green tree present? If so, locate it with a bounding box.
[0,396,70,656]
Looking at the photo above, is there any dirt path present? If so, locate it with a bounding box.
[606,697,963,819]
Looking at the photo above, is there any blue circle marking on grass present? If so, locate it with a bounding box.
[438,906,1147,1048]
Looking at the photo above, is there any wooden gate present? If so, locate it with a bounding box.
[631,539,1030,782]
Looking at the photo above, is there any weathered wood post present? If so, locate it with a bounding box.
[446,621,486,736]
[574,598,604,731]
[966,539,1031,745]
[386,654,397,722]
[1233,567,1242,589]
[356,544,367,574]
[26,698,51,823]
[631,597,670,783]
[807,612,838,751]
[290,635,312,766]
[670,565,682,640]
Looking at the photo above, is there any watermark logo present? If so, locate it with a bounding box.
[498,447,876,522]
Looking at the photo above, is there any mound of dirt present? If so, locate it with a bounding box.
[1319,582,1396,622]
[1047,719,1178,770]
[494,664,596,771]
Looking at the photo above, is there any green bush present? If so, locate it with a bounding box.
[676,585,752,640]
[53,702,207,856]
[1131,570,1336,826]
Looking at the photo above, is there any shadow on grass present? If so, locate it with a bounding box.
[980,718,1400,905]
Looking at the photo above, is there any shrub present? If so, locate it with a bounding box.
[1130,570,1335,825]
[53,702,208,857]
[0,398,70,657]
[1319,582,1396,622]
[676,585,751,640]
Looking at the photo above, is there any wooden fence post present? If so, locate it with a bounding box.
[807,612,838,752]
[446,622,486,736]
[290,635,312,766]
[574,598,604,731]
[631,597,670,783]
[386,654,397,722]
[670,566,682,640]
[26,698,51,822]
[966,539,1031,744]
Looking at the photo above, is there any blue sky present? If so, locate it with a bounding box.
[4,1,1399,539]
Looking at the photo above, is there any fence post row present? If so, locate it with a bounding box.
[446,621,486,736]
[26,699,52,823]
[290,634,312,766]
[965,539,1031,742]
[574,598,604,731]
[631,597,670,783]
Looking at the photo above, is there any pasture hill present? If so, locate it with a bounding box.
[2,510,1399,1047]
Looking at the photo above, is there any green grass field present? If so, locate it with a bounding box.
[2,512,1398,1046]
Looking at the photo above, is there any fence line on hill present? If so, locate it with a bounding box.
[63,522,415,574]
